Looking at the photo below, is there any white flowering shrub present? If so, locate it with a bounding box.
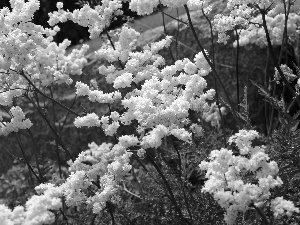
[62,142,132,213]
[0,0,300,224]
[213,0,300,46]
[0,183,62,225]
[49,0,123,39]
[200,130,299,224]
[0,106,32,136]
[73,26,215,144]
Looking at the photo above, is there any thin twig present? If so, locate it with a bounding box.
[123,183,142,200]
[59,94,78,135]
[105,31,139,89]
[202,8,227,146]
[130,157,145,200]
[184,4,240,125]
[19,70,81,117]
[252,204,269,225]
[235,29,240,112]
[89,214,97,225]
[15,132,42,184]
[172,139,194,224]
[159,3,176,63]
[107,203,115,225]
[162,11,188,25]
[105,31,125,70]
[26,95,74,161]
[27,129,44,182]
[146,152,191,225]
[49,87,63,179]
[175,9,180,60]
[260,9,300,109]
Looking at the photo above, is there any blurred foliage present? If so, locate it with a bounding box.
[0,163,34,208]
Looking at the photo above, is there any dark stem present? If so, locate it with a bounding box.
[59,208,69,224]
[105,31,139,89]
[175,9,180,60]
[26,95,74,161]
[159,3,176,63]
[278,0,291,65]
[49,87,63,179]
[20,70,80,117]
[131,152,162,188]
[235,29,240,112]
[27,129,44,182]
[107,203,115,225]
[162,11,188,25]
[15,132,42,184]
[130,157,145,200]
[251,204,269,225]
[202,8,227,146]
[146,152,191,225]
[105,31,125,70]
[59,94,78,134]
[89,214,97,225]
[260,9,300,108]
[264,48,270,136]
[268,83,277,138]
[172,140,194,224]
[184,4,239,125]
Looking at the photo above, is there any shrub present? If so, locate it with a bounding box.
[0,0,300,224]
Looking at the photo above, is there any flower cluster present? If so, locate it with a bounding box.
[75,80,122,104]
[234,13,300,48]
[213,0,300,46]
[48,1,123,39]
[213,12,250,44]
[190,123,204,137]
[0,106,32,136]
[0,183,62,225]
[202,102,226,127]
[274,64,297,83]
[96,25,140,66]
[199,130,299,224]
[119,51,214,139]
[0,0,65,74]
[0,0,53,71]
[27,40,89,86]
[0,80,23,106]
[74,26,214,149]
[0,0,89,136]
[271,197,300,219]
[62,142,132,213]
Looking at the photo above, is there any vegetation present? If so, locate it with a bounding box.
[0,0,300,224]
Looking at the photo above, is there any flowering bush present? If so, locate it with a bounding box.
[200,130,299,224]
[0,0,300,224]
